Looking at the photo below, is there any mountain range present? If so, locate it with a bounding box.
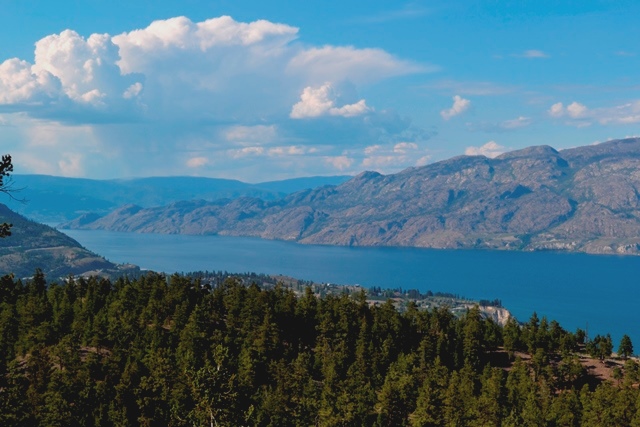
[61,138,640,255]
[6,174,351,223]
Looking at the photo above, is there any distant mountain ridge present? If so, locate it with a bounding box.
[62,138,640,255]
[0,204,138,278]
[7,174,351,223]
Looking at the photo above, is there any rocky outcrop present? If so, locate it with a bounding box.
[62,138,640,255]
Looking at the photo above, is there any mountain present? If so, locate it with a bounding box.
[0,204,139,278]
[6,174,351,223]
[61,138,640,255]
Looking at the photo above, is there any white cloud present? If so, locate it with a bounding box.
[224,125,277,146]
[566,102,588,118]
[440,95,470,120]
[290,83,371,119]
[0,15,431,179]
[548,102,564,118]
[416,155,431,166]
[364,144,382,155]
[325,155,354,171]
[228,146,265,158]
[500,116,531,129]
[186,156,209,168]
[287,46,425,86]
[123,82,143,99]
[548,100,640,126]
[0,58,60,104]
[267,145,307,156]
[548,101,588,119]
[465,141,507,158]
[113,16,299,74]
[0,15,420,125]
[58,153,84,177]
[33,30,132,105]
[361,141,427,172]
[393,142,418,153]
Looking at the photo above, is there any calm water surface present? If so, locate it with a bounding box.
[61,229,640,346]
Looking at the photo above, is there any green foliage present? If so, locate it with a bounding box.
[619,334,634,359]
[0,154,14,238]
[0,271,635,426]
[587,334,614,361]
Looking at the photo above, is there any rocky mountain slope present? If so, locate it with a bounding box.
[7,174,351,223]
[62,138,640,255]
[0,204,138,278]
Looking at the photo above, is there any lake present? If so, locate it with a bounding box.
[61,229,640,347]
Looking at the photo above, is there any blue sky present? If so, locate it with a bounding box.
[1,0,639,181]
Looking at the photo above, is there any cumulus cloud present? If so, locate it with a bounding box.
[465,141,507,158]
[0,15,420,124]
[393,142,418,153]
[548,102,564,118]
[548,100,640,126]
[440,95,470,120]
[0,59,60,105]
[186,156,209,168]
[0,15,432,179]
[290,83,371,118]
[566,102,588,118]
[548,101,588,119]
[325,155,354,171]
[267,145,310,156]
[362,141,426,171]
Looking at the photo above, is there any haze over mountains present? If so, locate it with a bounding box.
[7,175,351,223]
[60,138,640,256]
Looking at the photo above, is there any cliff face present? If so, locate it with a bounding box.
[62,138,640,255]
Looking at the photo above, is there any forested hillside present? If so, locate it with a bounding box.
[0,272,638,426]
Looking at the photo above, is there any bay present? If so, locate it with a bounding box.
[61,228,640,347]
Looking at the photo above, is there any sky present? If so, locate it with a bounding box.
[1,0,639,182]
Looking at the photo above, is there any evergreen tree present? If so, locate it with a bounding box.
[619,334,634,359]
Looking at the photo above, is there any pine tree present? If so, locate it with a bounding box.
[619,334,634,359]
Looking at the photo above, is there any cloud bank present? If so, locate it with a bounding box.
[0,15,432,179]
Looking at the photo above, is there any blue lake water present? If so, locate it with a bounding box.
[61,229,640,348]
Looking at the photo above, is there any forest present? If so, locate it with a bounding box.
[0,270,638,426]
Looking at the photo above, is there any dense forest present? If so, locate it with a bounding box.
[0,271,638,426]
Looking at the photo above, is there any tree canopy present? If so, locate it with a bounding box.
[0,271,638,426]
[0,154,14,238]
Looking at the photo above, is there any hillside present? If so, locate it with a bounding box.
[0,272,637,425]
[6,175,352,223]
[0,204,138,278]
[62,138,640,255]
